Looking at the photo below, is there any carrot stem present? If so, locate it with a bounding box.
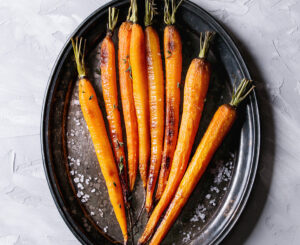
[199,31,215,59]
[230,78,255,107]
[108,7,119,33]
[128,0,138,23]
[144,0,157,27]
[164,0,183,25]
[71,37,86,78]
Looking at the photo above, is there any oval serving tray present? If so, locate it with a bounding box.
[41,0,260,244]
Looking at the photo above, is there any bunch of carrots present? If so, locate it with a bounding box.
[70,0,255,244]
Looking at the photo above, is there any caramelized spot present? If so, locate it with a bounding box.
[86,108,95,119]
[164,156,171,169]
[167,103,175,126]
[167,26,176,52]
[100,45,109,66]
[168,40,175,53]
[111,131,118,143]
[148,175,154,191]
[151,120,157,129]
[167,128,174,136]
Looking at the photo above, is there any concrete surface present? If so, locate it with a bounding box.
[0,0,299,244]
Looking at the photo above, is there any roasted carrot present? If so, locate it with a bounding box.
[100,7,130,207]
[149,79,255,244]
[138,31,215,244]
[144,0,165,214]
[129,0,150,189]
[155,0,183,202]
[71,37,128,243]
[118,10,139,192]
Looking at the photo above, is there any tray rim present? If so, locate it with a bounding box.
[40,1,261,244]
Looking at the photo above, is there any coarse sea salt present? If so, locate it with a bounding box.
[210,186,220,193]
[182,231,192,243]
[103,226,108,233]
[99,209,104,217]
[190,204,206,223]
[209,199,216,206]
[77,183,84,190]
[205,194,211,199]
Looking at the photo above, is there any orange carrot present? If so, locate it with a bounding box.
[129,0,150,189]
[71,37,128,243]
[118,14,139,191]
[100,7,130,206]
[138,31,215,244]
[155,0,183,202]
[149,79,255,244]
[144,0,165,213]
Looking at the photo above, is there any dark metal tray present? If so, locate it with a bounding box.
[41,0,260,244]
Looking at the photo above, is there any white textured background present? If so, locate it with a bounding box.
[0,0,299,244]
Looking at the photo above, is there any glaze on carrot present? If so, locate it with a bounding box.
[155,0,183,202]
[149,79,255,244]
[138,31,215,245]
[129,0,150,189]
[144,0,165,214]
[100,7,130,207]
[71,37,128,244]
[118,11,139,192]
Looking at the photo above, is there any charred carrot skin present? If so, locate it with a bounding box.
[129,1,150,189]
[138,31,214,245]
[159,57,211,195]
[156,0,184,200]
[150,104,236,245]
[71,38,128,243]
[149,78,255,244]
[100,9,130,205]
[118,21,139,192]
[144,1,165,213]
[155,24,182,201]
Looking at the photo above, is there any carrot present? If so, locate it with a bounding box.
[100,7,130,207]
[71,37,128,244]
[138,31,215,244]
[155,0,183,202]
[118,10,139,192]
[129,0,150,189]
[144,0,165,214]
[149,79,255,244]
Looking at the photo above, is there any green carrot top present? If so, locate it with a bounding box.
[107,7,119,34]
[230,78,255,107]
[199,31,215,59]
[71,37,86,78]
[145,0,157,27]
[164,0,183,25]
